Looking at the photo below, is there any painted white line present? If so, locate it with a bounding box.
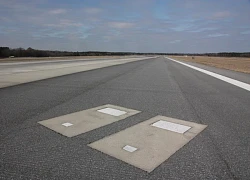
[152,120,191,134]
[62,122,73,127]
[97,108,127,117]
[123,145,138,152]
[167,57,250,92]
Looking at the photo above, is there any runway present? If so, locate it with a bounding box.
[1,56,249,179]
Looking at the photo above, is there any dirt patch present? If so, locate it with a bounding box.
[168,56,250,74]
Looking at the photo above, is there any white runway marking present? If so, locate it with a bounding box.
[97,108,127,117]
[152,120,191,134]
[167,57,250,92]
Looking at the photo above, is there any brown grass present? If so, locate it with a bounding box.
[168,56,250,74]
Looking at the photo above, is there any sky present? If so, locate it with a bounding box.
[0,0,250,53]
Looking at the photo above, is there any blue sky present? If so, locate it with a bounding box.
[0,0,250,53]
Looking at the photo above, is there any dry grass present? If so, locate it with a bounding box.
[168,56,250,74]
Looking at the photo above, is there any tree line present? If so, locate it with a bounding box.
[1,47,250,58]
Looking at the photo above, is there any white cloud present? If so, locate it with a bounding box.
[45,19,83,28]
[211,11,231,19]
[189,27,218,33]
[108,22,134,29]
[241,30,250,35]
[208,33,229,37]
[48,9,67,15]
[84,8,102,14]
[169,40,181,44]
[1,0,250,52]
[0,17,12,22]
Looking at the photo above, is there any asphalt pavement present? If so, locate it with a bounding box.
[1,57,250,179]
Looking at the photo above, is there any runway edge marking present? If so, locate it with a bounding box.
[167,57,250,92]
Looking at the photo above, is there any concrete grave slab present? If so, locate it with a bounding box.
[38,104,140,137]
[88,116,207,172]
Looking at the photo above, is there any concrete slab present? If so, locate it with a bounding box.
[38,104,140,137]
[88,116,207,172]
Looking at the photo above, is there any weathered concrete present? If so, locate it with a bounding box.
[89,116,207,172]
[38,104,140,137]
